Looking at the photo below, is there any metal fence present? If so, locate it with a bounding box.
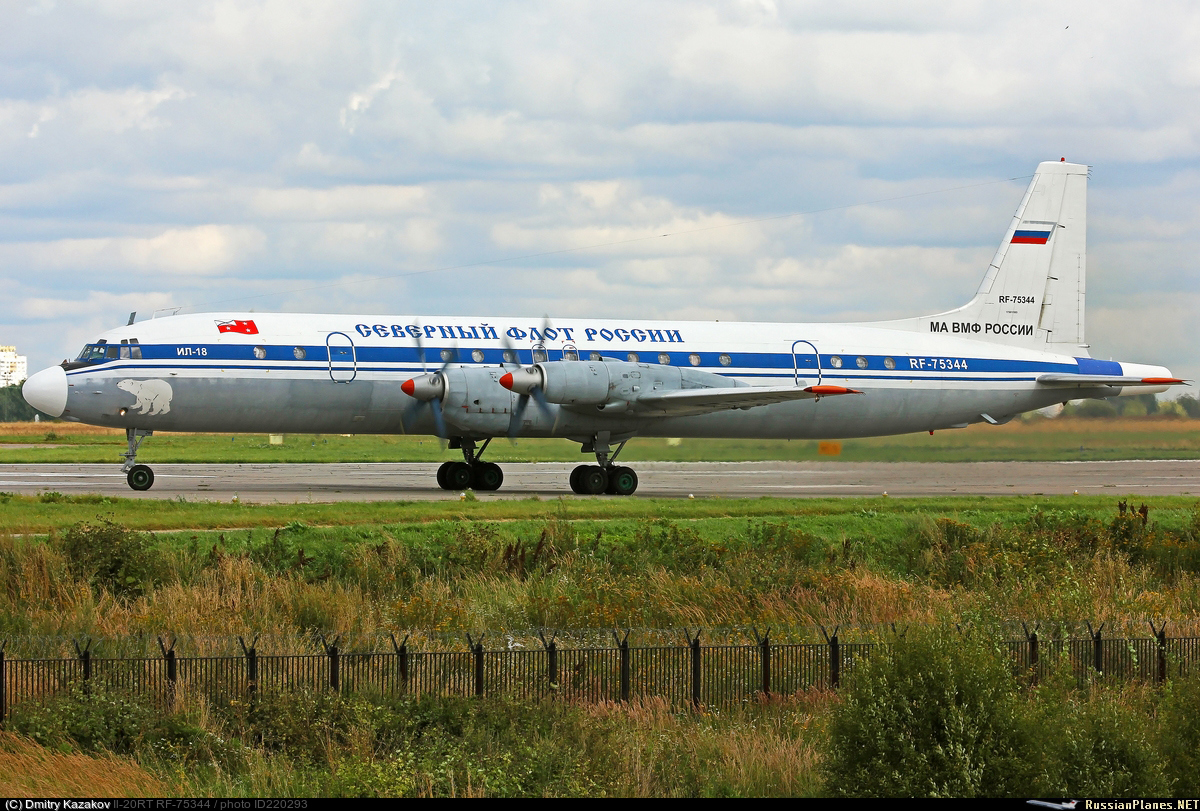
[1,626,1197,721]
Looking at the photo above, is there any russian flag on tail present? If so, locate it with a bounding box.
[1011,229,1052,245]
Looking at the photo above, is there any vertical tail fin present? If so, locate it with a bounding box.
[880,160,1090,355]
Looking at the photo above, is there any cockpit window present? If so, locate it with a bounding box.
[77,345,109,361]
[76,340,143,362]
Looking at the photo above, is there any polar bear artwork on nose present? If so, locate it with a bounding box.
[117,379,174,415]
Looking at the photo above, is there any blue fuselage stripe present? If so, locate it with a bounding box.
[65,341,1104,386]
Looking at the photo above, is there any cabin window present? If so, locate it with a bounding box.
[533,348,548,363]
[440,349,454,362]
[830,355,843,368]
[884,357,896,370]
[471,349,485,363]
[129,339,142,359]
[627,352,639,362]
[563,346,579,361]
[718,353,732,366]
[658,353,671,365]
[688,353,701,366]
[589,351,603,361]
[503,350,519,364]
[294,347,307,360]
[253,346,267,360]
[856,356,868,369]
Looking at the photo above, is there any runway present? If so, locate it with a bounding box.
[0,460,1197,502]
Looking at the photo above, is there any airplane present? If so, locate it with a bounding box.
[20,159,1188,495]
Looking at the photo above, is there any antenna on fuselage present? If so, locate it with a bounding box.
[127,312,136,325]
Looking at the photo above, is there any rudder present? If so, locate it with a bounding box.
[879,160,1090,355]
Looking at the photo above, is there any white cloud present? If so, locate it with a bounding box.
[248,185,428,220]
[1,225,266,276]
[21,289,177,321]
[0,0,1197,379]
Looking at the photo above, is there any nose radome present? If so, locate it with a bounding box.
[22,365,68,418]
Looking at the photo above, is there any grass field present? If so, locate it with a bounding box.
[1,492,1199,796]
[2,492,1197,640]
[2,415,1198,464]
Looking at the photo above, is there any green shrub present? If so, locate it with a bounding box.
[57,519,165,597]
[9,686,155,754]
[825,628,1032,797]
[1155,673,1200,795]
[1031,687,1170,796]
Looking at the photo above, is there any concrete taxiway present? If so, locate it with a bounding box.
[0,460,1196,502]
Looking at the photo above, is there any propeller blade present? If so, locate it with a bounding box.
[530,385,553,419]
[499,334,521,368]
[400,399,423,433]
[429,397,447,441]
[507,393,530,439]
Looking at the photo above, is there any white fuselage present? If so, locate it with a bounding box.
[38,311,1169,442]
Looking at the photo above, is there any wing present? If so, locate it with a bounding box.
[632,384,860,416]
[1036,374,1186,388]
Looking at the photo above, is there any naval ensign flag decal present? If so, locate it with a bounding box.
[216,319,259,335]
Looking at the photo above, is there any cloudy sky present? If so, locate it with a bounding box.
[2,0,1198,386]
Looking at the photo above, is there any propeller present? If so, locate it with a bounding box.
[499,364,554,439]
[401,343,458,441]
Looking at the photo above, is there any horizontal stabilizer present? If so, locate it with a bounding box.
[1036,374,1187,388]
[634,385,861,415]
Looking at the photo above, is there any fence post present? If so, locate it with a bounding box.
[73,638,92,695]
[612,631,630,703]
[239,635,259,701]
[0,640,6,726]
[1022,622,1040,687]
[320,634,342,692]
[1150,621,1168,685]
[754,628,770,699]
[1087,622,1104,678]
[539,631,558,695]
[157,636,177,709]
[466,634,484,697]
[683,629,702,709]
[821,625,840,690]
[390,633,409,695]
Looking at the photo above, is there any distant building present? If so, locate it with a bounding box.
[0,346,28,386]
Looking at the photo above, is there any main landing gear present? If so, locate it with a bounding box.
[436,438,504,492]
[569,435,638,496]
[122,427,155,491]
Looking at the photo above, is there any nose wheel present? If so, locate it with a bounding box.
[121,428,156,491]
[126,464,155,491]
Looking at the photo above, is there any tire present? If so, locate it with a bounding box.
[446,461,474,490]
[436,461,455,490]
[579,465,609,495]
[472,462,504,491]
[126,464,155,491]
[569,464,589,494]
[609,466,638,496]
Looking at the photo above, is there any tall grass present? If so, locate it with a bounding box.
[0,731,170,796]
[1,500,1198,650]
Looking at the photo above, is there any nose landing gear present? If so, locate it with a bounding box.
[122,428,155,491]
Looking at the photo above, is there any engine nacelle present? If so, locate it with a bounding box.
[500,360,740,407]
[500,361,612,404]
